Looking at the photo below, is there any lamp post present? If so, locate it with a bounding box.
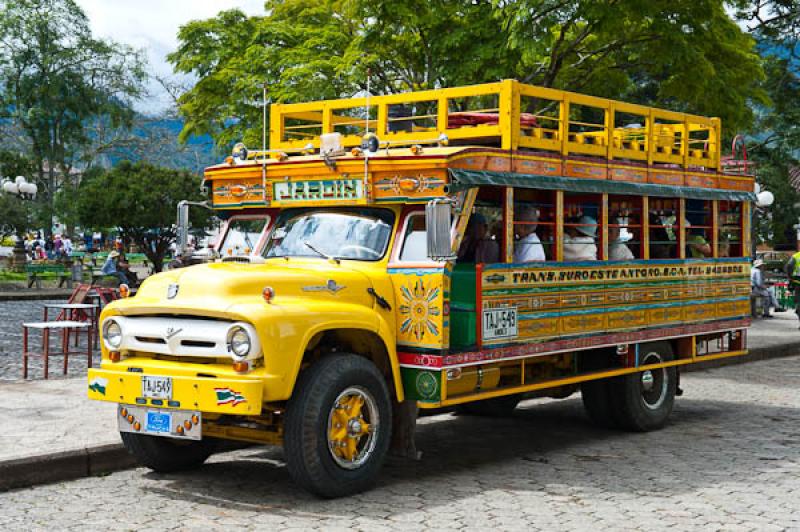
[1,176,38,270]
[793,202,800,252]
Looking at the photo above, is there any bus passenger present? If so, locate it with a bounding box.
[609,224,634,260]
[564,216,598,261]
[513,206,545,262]
[686,221,712,258]
[649,213,673,259]
[458,212,499,263]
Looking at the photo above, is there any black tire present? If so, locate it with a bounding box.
[580,348,621,428]
[581,379,620,428]
[284,354,392,498]
[120,432,216,472]
[608,341,677,431]
[457,394,521,416]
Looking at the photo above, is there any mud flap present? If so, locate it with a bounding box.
[389,400,421,460]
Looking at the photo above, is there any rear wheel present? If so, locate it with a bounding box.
[284,354,392,498]
[581,379,619,428]
[610,341,677,431]
[580,349,619,428]
[120,432,216,472]
[581,342,677,431]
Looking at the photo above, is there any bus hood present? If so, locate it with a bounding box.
[111,261,375,318]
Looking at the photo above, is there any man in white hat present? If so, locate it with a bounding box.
[751,259,778,318]
[101,250,129,286]
[563,215,598,261]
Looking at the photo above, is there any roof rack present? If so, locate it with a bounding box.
[270,79,722,170]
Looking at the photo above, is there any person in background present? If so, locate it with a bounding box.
[458,212,499,263]
[608,222,634,261]
[563,215,598,261]
[44,235,54,259]
[751,259,778,318]
[514,205,545,262]
[101,250,130,286]
[63,235,73,257]
[53,234,63,258]
[784,250,800,329]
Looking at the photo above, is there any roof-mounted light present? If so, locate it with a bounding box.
[232,142,248,161]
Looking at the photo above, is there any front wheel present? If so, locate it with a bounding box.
[284,354,392,498]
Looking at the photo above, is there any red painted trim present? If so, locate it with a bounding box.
[398,318,750,369]
[475,263,483,350]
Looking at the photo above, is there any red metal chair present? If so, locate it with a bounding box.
[22,321,93,379]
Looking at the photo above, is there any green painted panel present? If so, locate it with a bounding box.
[400,367,442,403]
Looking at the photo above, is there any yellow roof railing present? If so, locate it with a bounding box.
[270,79,722,170]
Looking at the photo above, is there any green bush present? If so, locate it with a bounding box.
[0,270,26,282]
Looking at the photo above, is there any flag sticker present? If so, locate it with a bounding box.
[88,377,108,395]
[214,387,246,406]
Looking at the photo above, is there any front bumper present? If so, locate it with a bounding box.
[87,368,264,415]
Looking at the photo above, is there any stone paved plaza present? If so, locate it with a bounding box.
[0,300,100,381]
[1,356,798,530]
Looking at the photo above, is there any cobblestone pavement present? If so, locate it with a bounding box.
[0,300,100,381]
[2,356,799,531]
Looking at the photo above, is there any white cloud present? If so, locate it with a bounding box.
[75,0,265,115]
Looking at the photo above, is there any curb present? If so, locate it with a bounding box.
[0,291,74,301]
[0,443,135,492]
[684,342,800,373]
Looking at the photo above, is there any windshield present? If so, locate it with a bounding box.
[218,217,269,256]
[264,208,394,261]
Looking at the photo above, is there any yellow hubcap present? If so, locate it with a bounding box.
[327,387,378,469]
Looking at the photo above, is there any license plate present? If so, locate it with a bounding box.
[482,307,518,340]
[146,410,172,434]
[141,376,172,399]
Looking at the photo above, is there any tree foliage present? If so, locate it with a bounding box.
[743,52,800,248]
[0,0,146,231]
[73,161,209,272]
[169,0,766,151]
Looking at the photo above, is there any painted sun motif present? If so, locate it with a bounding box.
[399,279,441,341]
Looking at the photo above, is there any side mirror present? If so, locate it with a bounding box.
[425,199,455,261]
[176,201,190,255]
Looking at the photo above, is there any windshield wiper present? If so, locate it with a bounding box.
[304,241,340,264]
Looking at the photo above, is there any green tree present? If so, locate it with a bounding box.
[0,0,146,233]
[733,0,800,44]
[744,53,800,248]
[169,0,766,150]
[74,161,209,272]
[500,0,767,132]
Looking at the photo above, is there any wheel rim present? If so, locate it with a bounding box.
[326,386,379,470]
[640,351,668,410]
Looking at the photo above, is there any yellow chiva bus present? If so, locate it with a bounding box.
[88,80,754,497]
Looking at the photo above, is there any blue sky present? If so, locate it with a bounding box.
[75,0,265,115]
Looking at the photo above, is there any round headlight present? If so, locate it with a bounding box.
[104,320,122,348]
[228,327,251,358]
